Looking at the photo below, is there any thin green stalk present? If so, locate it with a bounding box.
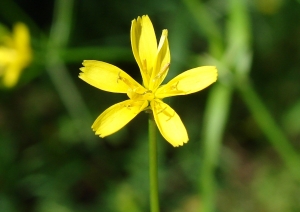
[181,0,223,58]
[46,0,95,143]
[149,115,160,212]
[201,83,233,212]
[237,79,300,179]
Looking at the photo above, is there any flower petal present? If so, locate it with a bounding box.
[0,47,14,64]
[14,23,31,64]
[155,66,218,99]
[93,100,148,137]
[149,29,170,90]
[79,60,143,93]
[1,63,21,87]
[151,99,188,147]
[131,15,157,87]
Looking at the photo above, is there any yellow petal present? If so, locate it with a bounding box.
[0,23,31,88]
[14,23,31,62]
[79,60,143,93]
[156,66,218,99]
[0,47,15,64]
[93,100,148,137]
[2,63,21,87]
[151,99,188,147]
[14,23,30,46]
[131,15,157,87]
[149,29,170,90]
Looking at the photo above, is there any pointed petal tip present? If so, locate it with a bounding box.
[170,138,188,147]
[132,15,150,23]
[212,66,218,81]
[93,127,105,138]
[162,29,168,36]
[79,67,85,73]
[142,14,150,20]
[82,60,97,66]
[78,70,86,79]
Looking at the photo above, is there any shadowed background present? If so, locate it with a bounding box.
[0,0,300,211]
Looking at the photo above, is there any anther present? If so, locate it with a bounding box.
[156,104,174,121]
[117,71,122,83]
[171,81,179,90]
[154,63,170,80]
[142,59,148,75]
[117,71,134,88]
[124,103,132,110]
[157,106,167,115]
[142,90,152,95]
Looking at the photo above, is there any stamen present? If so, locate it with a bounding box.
[154,63,170,80]
[157,106,167,115]
[117,71,122,83]
[122,102,134,110]
[125,104,132,110]
[117,71,135,88]
[162,108,174,121]
[165,112,175,121]
[171,81,179,90]
[142,59,147,75]
[156,102,174,121]
[142,90,152,95]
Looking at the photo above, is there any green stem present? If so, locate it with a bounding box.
[201,83,233,212]
[149,115,160,212]
[237,79,300,179]
[46,0,95,143]
[181,0,223,58]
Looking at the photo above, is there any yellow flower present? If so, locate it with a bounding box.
[79,15,217,147]
[0,23,32,88]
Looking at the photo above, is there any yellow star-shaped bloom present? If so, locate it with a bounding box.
[79,15,217,147]
[0,23,32,87]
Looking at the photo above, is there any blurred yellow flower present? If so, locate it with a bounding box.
[0,23,32,88]
[79,15,217,147]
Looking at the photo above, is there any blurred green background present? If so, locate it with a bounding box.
[1,0,300,211]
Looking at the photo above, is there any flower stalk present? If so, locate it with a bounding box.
[149,114,160,212]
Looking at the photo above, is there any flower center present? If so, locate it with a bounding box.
[127,87,155,101]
